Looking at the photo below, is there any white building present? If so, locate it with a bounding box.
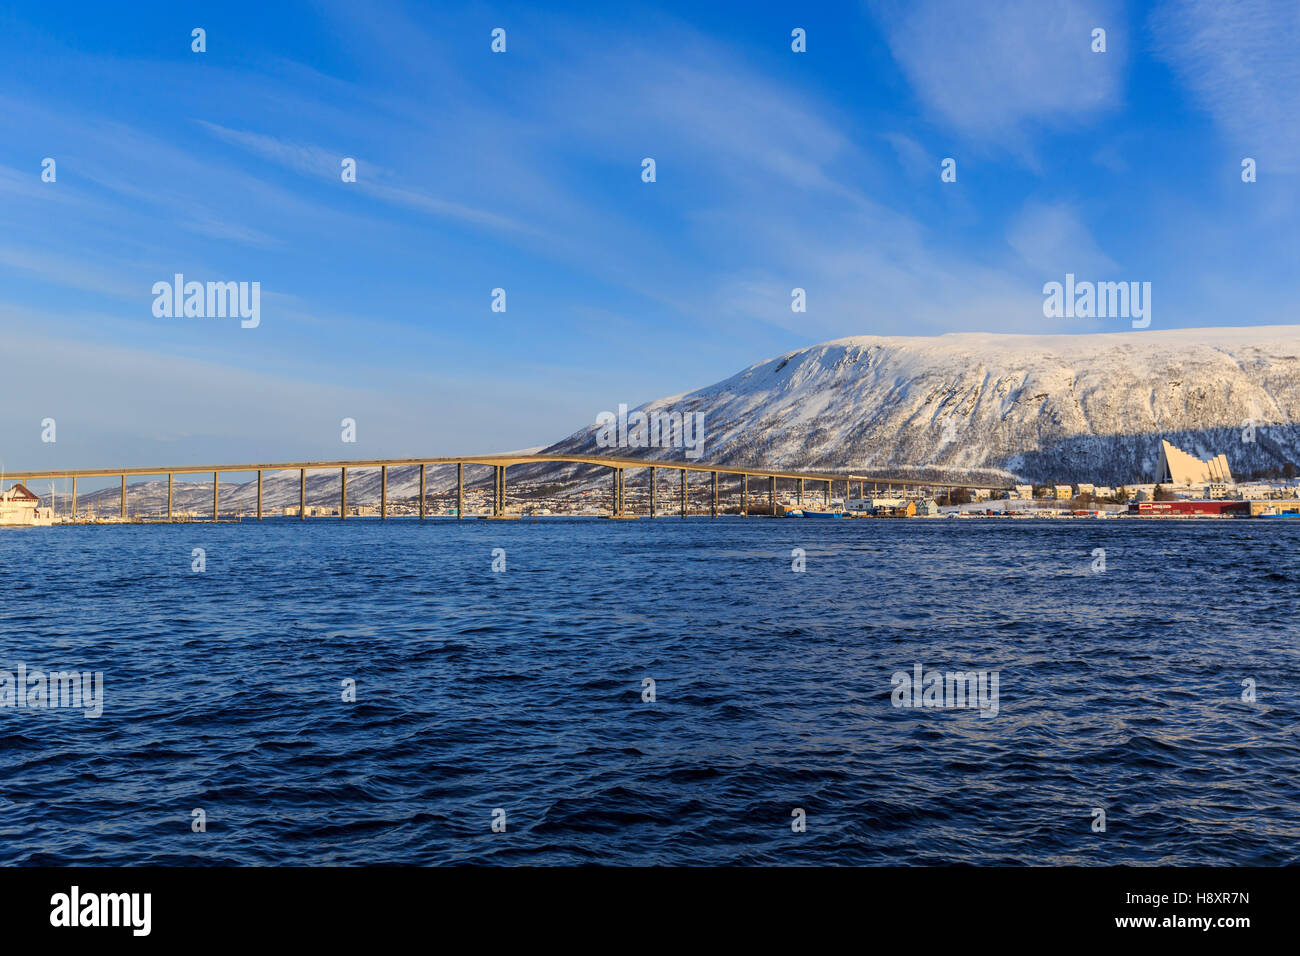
[845,497,906,514]
[1237,482,1280,499]
[0,484,53,526]
[1157,439,1233,485]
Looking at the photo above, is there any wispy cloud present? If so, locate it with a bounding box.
[198,120,534,234]
[1006,200,1118,277]
[0,244,141,300]
[0,163,76,202]
[870,0,1125,151]
[197,121,344,177]
[1151,0,1300,172]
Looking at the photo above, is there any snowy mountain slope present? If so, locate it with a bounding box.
[533,326,1300,485]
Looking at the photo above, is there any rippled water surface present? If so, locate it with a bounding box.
[2,517,1297,865]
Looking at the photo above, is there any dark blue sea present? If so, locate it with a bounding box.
[2,518,1297,865]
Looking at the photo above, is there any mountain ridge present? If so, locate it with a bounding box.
[538,324,1300,485]
[55,325,1300,511]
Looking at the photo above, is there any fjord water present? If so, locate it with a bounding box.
[2,518,1297,866]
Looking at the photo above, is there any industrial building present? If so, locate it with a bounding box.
[1129,500,1248,517]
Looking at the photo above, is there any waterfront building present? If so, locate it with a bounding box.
[1157,439,1233,486]
[0,483,53,526]
[1129,499,1248,517]
[1248,500,1300,517]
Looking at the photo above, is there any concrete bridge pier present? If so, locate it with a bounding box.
[419,464,426,519]
[167,474,173,521]
[798,478,804,506]
[610,467,627,518]
[769,475,776,515]
[300,469,306,519]
[257,470,263,519]
[213,471,219,521]
[493,465,508,517]
[711,471,718,517]
[742,474,748,516]
[381,465,388,519]
[680,469,687,517]
[120,475,126,520]
[456,462,463,519]
[650,467,657,518]
[341,467,348,520]
[71,477,77,520]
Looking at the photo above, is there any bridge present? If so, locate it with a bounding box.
[3,454,1011,521]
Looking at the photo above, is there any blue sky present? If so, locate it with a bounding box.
[2,0,1298,473]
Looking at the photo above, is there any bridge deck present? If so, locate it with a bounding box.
[3,453,1007,490]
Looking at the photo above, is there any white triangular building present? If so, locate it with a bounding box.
[1156,439,1233,485]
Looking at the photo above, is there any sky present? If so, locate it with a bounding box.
[2,0,1298,475]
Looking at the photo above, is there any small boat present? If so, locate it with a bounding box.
[800,510,846,518]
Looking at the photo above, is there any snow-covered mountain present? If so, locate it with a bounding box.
[53,326,1300,512]
[536,325,1300,485]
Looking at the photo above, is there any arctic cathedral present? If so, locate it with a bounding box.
[1157,439,1234,486]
